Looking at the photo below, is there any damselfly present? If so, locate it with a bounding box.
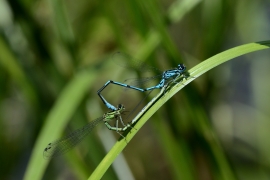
[43,104,130,158]
[97,52,187,110]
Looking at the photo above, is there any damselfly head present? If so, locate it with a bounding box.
[177,64,186,71]
[117,104,125,110]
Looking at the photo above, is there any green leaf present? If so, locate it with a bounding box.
[23,68,98,180]
[88,41,270,180]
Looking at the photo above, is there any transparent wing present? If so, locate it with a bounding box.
[123,74,163,89]
[112,52,162,73]
[125,90,154,121]
[43,117,104,159]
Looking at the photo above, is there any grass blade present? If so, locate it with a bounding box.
[88,41,270,180]
[23,67,99,180]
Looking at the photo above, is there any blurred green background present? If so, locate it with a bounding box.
[1,0,270,179]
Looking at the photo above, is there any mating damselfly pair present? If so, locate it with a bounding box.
[43,52,188,158]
